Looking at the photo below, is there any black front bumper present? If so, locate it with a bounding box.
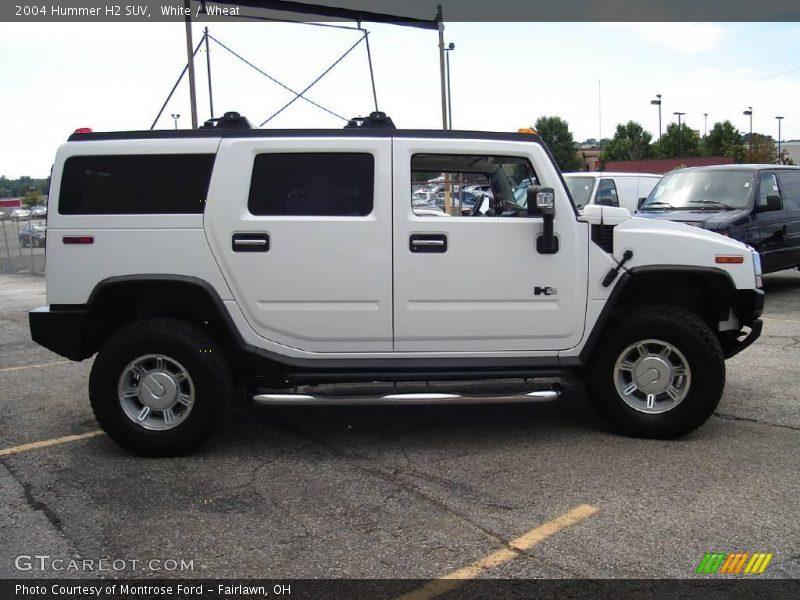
[29,305,94,361]
[721,289,764,359]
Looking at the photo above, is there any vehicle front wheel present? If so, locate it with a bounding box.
[587,305,725,439]
[89,318,232,456]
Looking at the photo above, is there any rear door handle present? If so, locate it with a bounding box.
[232,233,270,252]
[410,233,447,253]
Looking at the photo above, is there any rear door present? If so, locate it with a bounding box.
[391,137,588,353]
[776,170,800,268]
[205,137,393,353]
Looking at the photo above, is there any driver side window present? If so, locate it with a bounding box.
[757,173,779,207]
[410,154,537,217]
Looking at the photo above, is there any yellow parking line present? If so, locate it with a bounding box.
[396,504,600,600]
[0,431,104,458]
[0,360,70,373]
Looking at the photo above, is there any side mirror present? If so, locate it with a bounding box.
[637,197,647,210]
[758,194,782,212]
[527,186,558,254]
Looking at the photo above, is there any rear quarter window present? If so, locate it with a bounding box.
[59,154,215,214]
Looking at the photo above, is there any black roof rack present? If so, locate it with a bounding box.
[200,111,252,129]
[344,111,396,130]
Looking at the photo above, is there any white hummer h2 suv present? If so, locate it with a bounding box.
[30,112,764,456]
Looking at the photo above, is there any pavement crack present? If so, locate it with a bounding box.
[1,458,66,535]
[713,412,800,431]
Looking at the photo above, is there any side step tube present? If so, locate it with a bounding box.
[253,388,561,406]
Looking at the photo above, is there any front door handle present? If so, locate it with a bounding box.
[232,232,270,252]
[410,233,447,253]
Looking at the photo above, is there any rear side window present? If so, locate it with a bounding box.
[59,154,215,214]
[248,153,374,216]
[777,171,800,205]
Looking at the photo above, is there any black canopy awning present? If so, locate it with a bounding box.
[207,0,439,29]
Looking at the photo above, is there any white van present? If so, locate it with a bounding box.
[563,172,661,213]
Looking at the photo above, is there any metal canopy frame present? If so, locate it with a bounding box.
[177,0,445,130]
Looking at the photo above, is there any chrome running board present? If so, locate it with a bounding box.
[253,389,560,406]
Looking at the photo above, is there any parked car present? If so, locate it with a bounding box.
[638,165,800,274]
[30,206,47,218]
[11,208,31,221]
[0,210,9,221]
[562,172,661,212]
[19,224,47,247]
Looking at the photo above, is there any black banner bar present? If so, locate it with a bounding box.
[3,0,800,23]
[2,579,800,600]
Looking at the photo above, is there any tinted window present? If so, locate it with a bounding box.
[597,179,619,207]
[248,153,374,216]
[59,154,215,214]
[777,171,800,204]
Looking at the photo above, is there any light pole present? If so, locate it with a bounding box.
[650,94,662,139]
[171,113,181,130]
[444,42,454,130]
[674,111,685,157]
[743,106,753,161]
[703,113,708,137]
[776,116,784,164]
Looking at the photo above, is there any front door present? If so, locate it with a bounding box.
[755,171,790,272]
[391,138,588,353]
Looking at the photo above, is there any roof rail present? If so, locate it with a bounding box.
[344,111,396,130]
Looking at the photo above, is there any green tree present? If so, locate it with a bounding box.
[601,121,654,162]
[703,121,745,163]
[745,133,777,164]
[535,116,581,171]
[23,189,45,206]
[654,122,701,158]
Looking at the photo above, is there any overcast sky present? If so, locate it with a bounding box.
[1,20,798,178]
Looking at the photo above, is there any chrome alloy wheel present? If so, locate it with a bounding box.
[613,339,691,414]
[117,354,195,431]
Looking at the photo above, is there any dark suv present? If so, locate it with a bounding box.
[639,165,800,273]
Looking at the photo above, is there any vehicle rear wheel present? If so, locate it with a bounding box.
[89,318,232,456]
[587,305,725,439]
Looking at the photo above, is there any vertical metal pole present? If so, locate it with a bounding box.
[437,5,447,131]
[778,118,782,164]
[184,0,198,129]
[204,27,214,119]
[445,49,452,130]
[658,103,662,140]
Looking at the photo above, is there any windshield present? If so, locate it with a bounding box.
[563,176,595,209]
[641,170,754,211]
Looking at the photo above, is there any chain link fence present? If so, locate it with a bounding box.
[0,214,46,275]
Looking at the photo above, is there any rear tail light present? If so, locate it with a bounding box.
[63,236,94,244]
[715,255,744,264]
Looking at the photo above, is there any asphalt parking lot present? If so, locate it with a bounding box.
[0,271,798,581]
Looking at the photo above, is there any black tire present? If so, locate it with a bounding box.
[89,318,232,457]
[587,304,725,439]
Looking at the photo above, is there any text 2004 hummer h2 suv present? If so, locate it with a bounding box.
[29,112,764,456]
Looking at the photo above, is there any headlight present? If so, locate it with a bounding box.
[753,251,763,288]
